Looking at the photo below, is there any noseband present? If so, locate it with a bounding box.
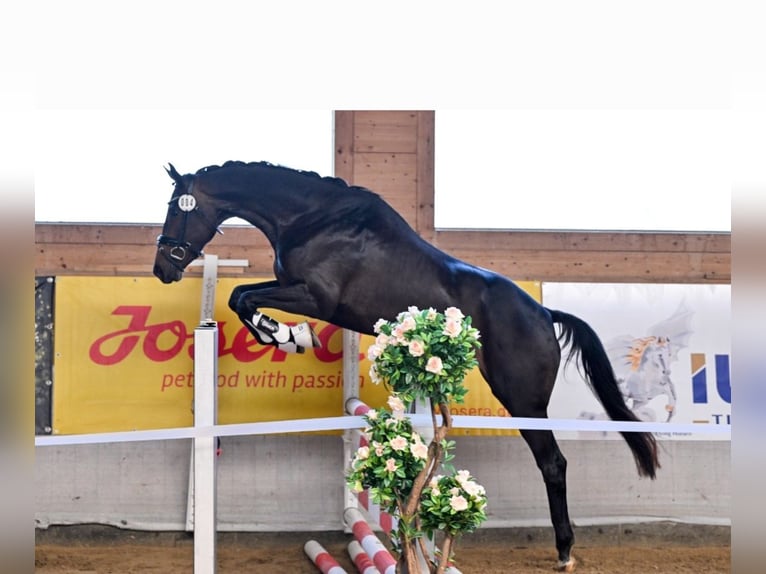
[156,182,221,269]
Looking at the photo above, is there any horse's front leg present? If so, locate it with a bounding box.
[661,374,678,422]
[228,281,323,354]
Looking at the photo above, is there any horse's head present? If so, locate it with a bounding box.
[153,164,222,283]
[644,336,672,377]
[628,335,672,377]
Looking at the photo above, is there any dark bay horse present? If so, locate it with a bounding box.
[153,160,659,571]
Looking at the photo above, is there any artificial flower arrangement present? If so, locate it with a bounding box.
[347,306,487,574]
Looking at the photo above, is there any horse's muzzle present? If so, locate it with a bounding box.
[153,261,182,284]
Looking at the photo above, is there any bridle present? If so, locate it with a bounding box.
[156,181,222,269]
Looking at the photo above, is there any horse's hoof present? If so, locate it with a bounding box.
[292,322,322,349]
[310,326,322,348]
[557,557,576,572]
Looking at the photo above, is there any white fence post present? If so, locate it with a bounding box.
[186,254,220,532]
[193,321,218,574]
[342,329,361,521]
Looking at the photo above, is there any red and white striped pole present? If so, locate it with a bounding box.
[347,540,381,574]
[343,507,397,574]
[345,398,397,534]
[346,397,370,417]
[304,540,348,574]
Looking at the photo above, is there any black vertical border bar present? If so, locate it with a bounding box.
[34,277,54,435]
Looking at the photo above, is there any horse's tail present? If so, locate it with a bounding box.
[548,308,660,479]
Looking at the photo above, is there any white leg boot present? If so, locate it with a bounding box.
[246,312,321,353]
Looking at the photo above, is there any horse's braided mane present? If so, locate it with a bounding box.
[195,160,358,191]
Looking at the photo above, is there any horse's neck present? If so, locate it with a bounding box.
[220,171,323,239]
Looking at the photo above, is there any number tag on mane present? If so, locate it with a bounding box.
[177,194,197,212]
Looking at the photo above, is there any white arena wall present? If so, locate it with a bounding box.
[35,435,730,532]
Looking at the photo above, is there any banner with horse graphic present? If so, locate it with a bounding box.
[51,276,540,435]
[545,283,731,441]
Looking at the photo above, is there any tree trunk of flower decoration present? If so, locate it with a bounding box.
[395,402,452,574]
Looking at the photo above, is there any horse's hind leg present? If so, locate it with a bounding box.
[520,428,576,572]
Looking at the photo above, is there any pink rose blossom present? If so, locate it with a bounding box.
[373,318,387,334]
[385,458,398,473]
[399,316,416,332]
[408,339,425,357]
[443,317,463,338]
[426,356,443,375]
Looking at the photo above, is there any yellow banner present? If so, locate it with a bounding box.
[53,276,541,435]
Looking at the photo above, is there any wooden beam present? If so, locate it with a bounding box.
[35,111,730,285]
[416,111,435,236]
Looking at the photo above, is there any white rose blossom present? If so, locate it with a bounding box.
[367,344,384,361]
[389,436,408,451]
[410,440,429,460]
[450,494,469,512]
[444,306,465,320]
[387,395,406,413]
[463,481,485,498]
[356,445,370,460]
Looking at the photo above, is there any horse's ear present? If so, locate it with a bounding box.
[165,163,184,186]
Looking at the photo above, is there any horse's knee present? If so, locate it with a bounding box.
[229,287,253,314]
[227,288,241,312]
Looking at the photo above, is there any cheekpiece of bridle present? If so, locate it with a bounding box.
[156,182,222,267]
